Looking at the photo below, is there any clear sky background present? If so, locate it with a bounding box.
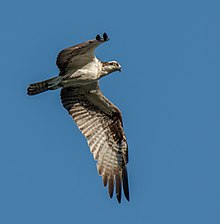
[1,0,220,223]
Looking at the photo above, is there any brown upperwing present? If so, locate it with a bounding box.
[56,33,109,76]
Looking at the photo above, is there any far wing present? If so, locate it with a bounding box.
[60,82,129,203]
[57,33,109,75]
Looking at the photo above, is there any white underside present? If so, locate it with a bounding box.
[60,57,101,87]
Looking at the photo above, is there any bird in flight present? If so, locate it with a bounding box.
[27,33,129,203]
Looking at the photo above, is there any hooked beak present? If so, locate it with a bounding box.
[118,67,122,72]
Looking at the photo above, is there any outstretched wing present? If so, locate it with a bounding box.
[60,82,129,203]
[56,33,109,76]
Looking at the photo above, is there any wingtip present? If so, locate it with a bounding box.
[96,33,109,42]
[122,167,130,202]
[96,34,101,41]
[125,192,130,202]
[116,174,122,203]
[102,174,108,187]
[108,175,114,199]
[103,32,109,41]
[117,195,121,204]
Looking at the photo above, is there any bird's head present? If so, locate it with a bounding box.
[101,61,122,77]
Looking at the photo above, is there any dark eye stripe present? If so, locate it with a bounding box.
[110,62,118,66]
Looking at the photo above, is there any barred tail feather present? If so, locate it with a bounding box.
[27,80,49,95]
[27,76,62,96]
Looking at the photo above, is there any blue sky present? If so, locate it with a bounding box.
[1,0,220,223]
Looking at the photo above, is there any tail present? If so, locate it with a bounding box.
[27,76,62,96]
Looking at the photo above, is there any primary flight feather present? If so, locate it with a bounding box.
[27,33,129,203]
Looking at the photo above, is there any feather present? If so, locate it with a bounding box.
[122,167,129,201]
[108,175,114,198]
[102,174,108,187]
[116,174,122,203]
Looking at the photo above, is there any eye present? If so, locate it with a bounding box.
[110,62,118,66]
[109,62,119,67]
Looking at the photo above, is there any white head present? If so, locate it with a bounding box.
[101,61,122,77]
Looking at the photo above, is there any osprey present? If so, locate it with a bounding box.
[27,33,129,203]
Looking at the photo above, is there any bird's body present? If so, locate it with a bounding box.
[61,57,102,86]
[27,33,129,203]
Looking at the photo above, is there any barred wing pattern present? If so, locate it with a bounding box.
[56,33,109,76]
[60,83,129,203]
